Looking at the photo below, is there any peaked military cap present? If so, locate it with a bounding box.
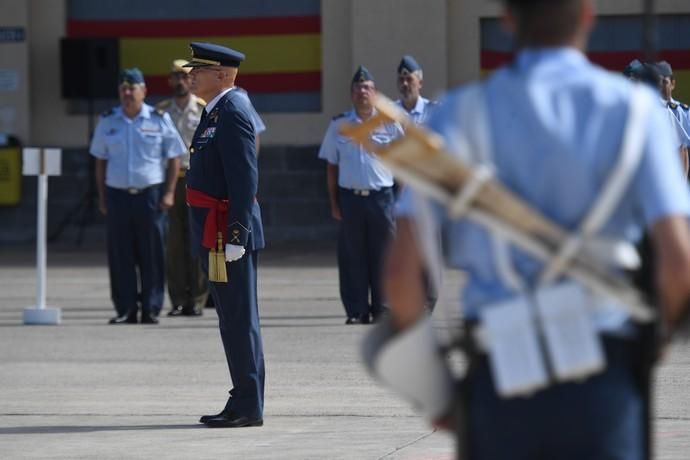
[638,62,662,87]
[623,59,644,78]
[352,65,374,84]
[398,55,422,75]
[184,42,245,68]
[171,59,191,74]
[119,68,145,85]
[655,61,673,78]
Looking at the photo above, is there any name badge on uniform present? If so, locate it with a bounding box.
[140,121,161,133]
[370,131,393,145]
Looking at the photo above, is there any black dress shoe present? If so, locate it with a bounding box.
[182,306,203,316]
[167,305,184,317]
[141,313,159,324]
[345,317,360,325]
[204,412,263,428]
[109,312,138,324]
[199,408,229,424]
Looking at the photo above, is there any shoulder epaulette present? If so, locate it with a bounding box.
[332,112,348,121]
[234,86,248,95]
[155,99,172,111]
[152,106,165,116]
[100,108,115,118]
[195,98,207,108]
[668,102,679,110]
[428,100,439,106]
[681,103,689,111]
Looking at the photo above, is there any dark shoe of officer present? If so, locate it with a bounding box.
[345,317,360,325]
[141,312,159,324]
[109,311,138,324]
[167,305,184,317]
[200,395,233,424]
[204,411,263,428]
[182,305,203,316]
[200,407,230,424]
[359,313,371,324]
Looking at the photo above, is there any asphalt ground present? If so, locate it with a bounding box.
[1,243,690,459]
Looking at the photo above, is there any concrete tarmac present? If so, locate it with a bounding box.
[1,244,690,459]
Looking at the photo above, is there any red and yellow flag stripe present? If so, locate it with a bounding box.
[67,16,322,96]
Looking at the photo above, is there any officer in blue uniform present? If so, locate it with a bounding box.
[90,68,186,324]
[656,61,690,143]
[395,55,439,311]
[657,61,690,123]
[319,66,403,324]
[395,55,437,125]
[623,60,690,175]
[184,42,265,428]
[383,0,690,458]
[655,61,690,175]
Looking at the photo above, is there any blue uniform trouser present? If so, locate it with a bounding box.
[467,338,643,460]
[202,250,265,419]
[105,185,166,317]
[337,187,395,320]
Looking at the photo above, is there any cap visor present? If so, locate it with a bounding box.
[183,60,212,68]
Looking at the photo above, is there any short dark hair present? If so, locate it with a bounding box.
[507,0,584,46]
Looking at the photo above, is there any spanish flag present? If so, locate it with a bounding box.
[67,0,322,112]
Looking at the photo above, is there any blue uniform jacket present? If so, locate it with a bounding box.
[187,89,264,255]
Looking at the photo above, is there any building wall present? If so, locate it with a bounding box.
[17,0,690,148]
[1,0,690,244]
[0,1,30,143]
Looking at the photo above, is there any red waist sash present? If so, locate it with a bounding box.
[186,187,229,249]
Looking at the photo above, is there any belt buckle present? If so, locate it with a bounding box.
[127,188,140,195]
[355,189,370,196]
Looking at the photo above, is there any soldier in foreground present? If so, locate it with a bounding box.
[371,0,690,459]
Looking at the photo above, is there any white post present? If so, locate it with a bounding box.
[36,172,47,310]
[23,147,61,325]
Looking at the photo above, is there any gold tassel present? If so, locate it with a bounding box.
[208,232,228,283]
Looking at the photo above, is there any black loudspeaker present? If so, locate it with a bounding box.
[60,38,119,99]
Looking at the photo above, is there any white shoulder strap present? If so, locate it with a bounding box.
[540,85,651,283]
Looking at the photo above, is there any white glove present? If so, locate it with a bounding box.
[225,244,246,262]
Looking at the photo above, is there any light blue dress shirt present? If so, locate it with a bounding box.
[668,98,690,146]
[90,104,186,189]
[395,96,437,125]
[318,109,402,190]
[400,48,690,331]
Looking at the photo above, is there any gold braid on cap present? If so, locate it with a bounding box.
[192,57,222,66]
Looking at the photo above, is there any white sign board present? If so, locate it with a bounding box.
[23,148,62,176]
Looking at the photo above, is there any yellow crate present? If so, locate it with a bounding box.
[0,146,21,205]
